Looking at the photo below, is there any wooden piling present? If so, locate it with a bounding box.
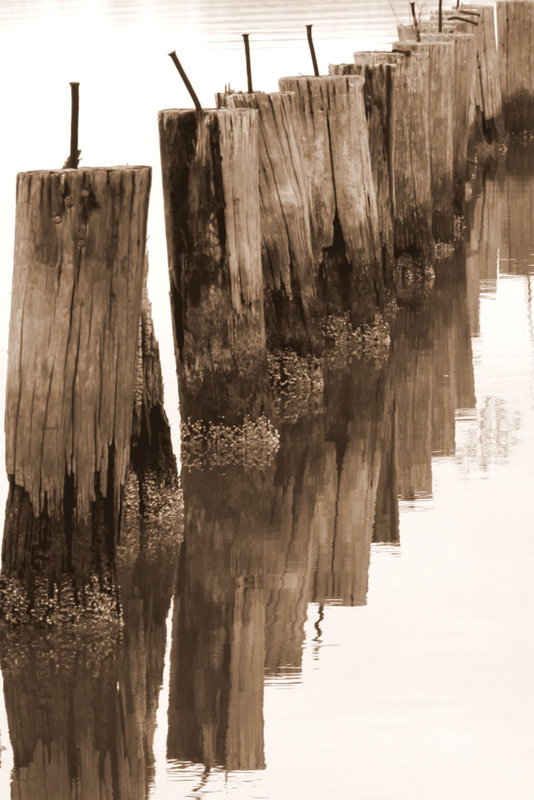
[1,165,151,624]
[216,91,322,354]
[433,4,504,143]
[497,0,534,133]
[352,52,434,285]
[158,108,269,425]
[328,61,397,294]
[277,74,385,327]
[393,36,455,242]
[397,27,477,210]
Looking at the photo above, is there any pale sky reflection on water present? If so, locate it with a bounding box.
[0,3,533,800]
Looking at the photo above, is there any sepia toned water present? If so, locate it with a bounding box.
[0,2,533,799]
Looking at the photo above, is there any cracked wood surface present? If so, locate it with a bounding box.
[216,90,322,355]
[159,108,269,424]
[5,167,151,525]
[278,74,384,326]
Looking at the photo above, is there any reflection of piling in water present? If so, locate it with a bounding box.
[1,166,151,623]
[277,74,385,326]
[431,249,476,456]
[373,398,400,545]
[497,1,534,133]
[263,417,326,675]
[167,467,267,771]
[1,533,177,800]
[328,61,396,294]
[216,91,323,355]
[352,51,434,282]
[502,145,534,274]
[390,306,434,500]
[158,108,269,425]
[312,362,385,605]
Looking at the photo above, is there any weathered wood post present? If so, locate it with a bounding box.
[1,166,151,625]
[393,36,455,242]
[352,52,434,292]
[328,61,397,295]
[398,28,477,208]
[159,108,269,425]
[497,0,534,133]
[216,91,322,355]
[433,4,504,143]
[277,74,385,327]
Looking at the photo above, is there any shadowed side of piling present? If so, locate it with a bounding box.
[329,61,397,296]
[497,0,534,134]
[159,108,269,426]
[216,91,323,355]
[278,75,385,328]
[126,269,179,518]
[1,166,151,626]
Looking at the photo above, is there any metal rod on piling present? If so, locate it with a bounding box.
[410,2,421,41]
[306,24,320,76]
[438,0,443,32]
[242,33,253,93]
[168,50,203,113]
[69,82,79,169]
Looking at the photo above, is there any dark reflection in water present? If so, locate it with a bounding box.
[0,521,180,799]
[167,247,478,771]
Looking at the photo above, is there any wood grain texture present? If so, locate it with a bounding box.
[216,91,322,354]
[278,75,384,326]
[329,62,397,294]
[353,52,434,266]
[431,5,504,141]
[2,166,150,594]
[393,37,455,241]
[159,108,269,424]
[497,0,534,132]
[397,28,477,210]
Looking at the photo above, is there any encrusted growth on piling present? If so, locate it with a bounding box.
[180,416,280,470]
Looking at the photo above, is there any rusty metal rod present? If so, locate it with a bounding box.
[242,33,253,93]
[410,2,421,41]
[306,24,320,76]
[168,50,203,113]
[69,82,79,168]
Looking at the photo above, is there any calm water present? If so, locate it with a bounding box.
[1,2,533,799]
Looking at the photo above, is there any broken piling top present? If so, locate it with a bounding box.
[353,52,433,263]
[2,165,151,622]
[158,107,269,425]
[216,90,322,355]
[497,0,534,133]
[277,74,384,326]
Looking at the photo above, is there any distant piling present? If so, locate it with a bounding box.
[278,74,385,327]
[217,90,322,355]
[497,0,534,133]
[433,4,504,143]
[352,51,434,290]
[394,35,455,242]
[158,108,269,425]
[1,165,151,625]
[328,61,397,295]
